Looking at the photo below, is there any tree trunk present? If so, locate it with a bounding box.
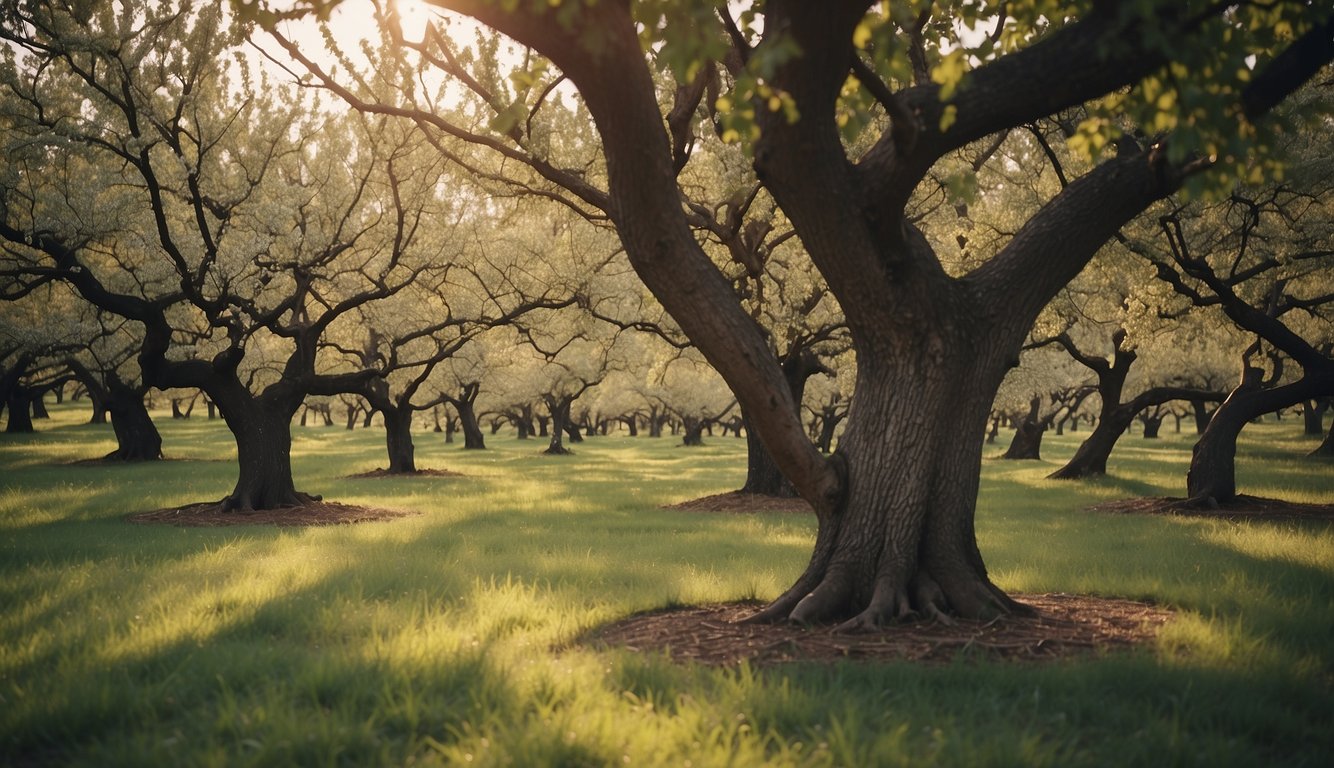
[103,382,162,461]
[1302,399,1328,436]
[620,415,639,436]
[750,337,1023,627]
[740,413,796,494]
[545,399,572,455]
[1001,398,1045,460]
[1187,370,1334,504]
[1191,399,1214,434]
[382,406,417,474]
[564,419,584,443]
[217,396,316,511]
[455,398,486,450]
[87,387,108,424]
[1141,415,1162,438]
[206,399,217,419]
[5,388,35,433]
[30,393,49,419]
[682,416,706,446]
[816,409,844,454]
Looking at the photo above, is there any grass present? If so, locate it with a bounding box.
[1,403,1331,767]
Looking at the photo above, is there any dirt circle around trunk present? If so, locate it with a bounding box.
[584,593,1174,666]
[126,501,419,527]
[664,491,812,514]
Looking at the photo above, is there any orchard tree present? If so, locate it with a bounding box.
[0,4,446,510]
[62,308,164,460]
[1136,143,1334,502]
[260,0,1333,623]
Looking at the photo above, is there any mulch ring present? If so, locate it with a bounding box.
[344,468,464,479]
[583,594,1173,666]
[126,501,419,527]
[665,491,812,514]
[1088,495,1334,522]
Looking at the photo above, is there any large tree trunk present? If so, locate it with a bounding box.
[104,381,162,461]
[216,394,315,511]
[30,393,49,419]
[750,331,1024,627]
[382,406,417,473]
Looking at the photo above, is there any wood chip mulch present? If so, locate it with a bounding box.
[1088,494,1334,521]
[584,594,1174,666]
[126,501,419,527]
[344,468,464,479]
[664,491,812,514]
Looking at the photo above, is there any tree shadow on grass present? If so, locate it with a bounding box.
[1088,495,1334,522]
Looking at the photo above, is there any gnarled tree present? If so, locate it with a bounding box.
[262,0,1332,624]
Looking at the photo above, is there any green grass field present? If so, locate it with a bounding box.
[2,403,1331,767]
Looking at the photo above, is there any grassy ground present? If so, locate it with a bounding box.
[1,403,1331,767]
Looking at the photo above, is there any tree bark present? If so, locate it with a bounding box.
[1001,398,1046,460]
[1141,414,1163,438]
[5,387,35,433]
[30,393,49,419]
[215,393,316,511]
[1188,369,1334,504]
[103,380,162,461]
[382,406,417,474]
[87,386,108,424]
[545,397,572,455]
[455,398,486,450]
[741,350,828,496]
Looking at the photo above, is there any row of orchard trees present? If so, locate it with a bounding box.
[2,1,1332,624]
